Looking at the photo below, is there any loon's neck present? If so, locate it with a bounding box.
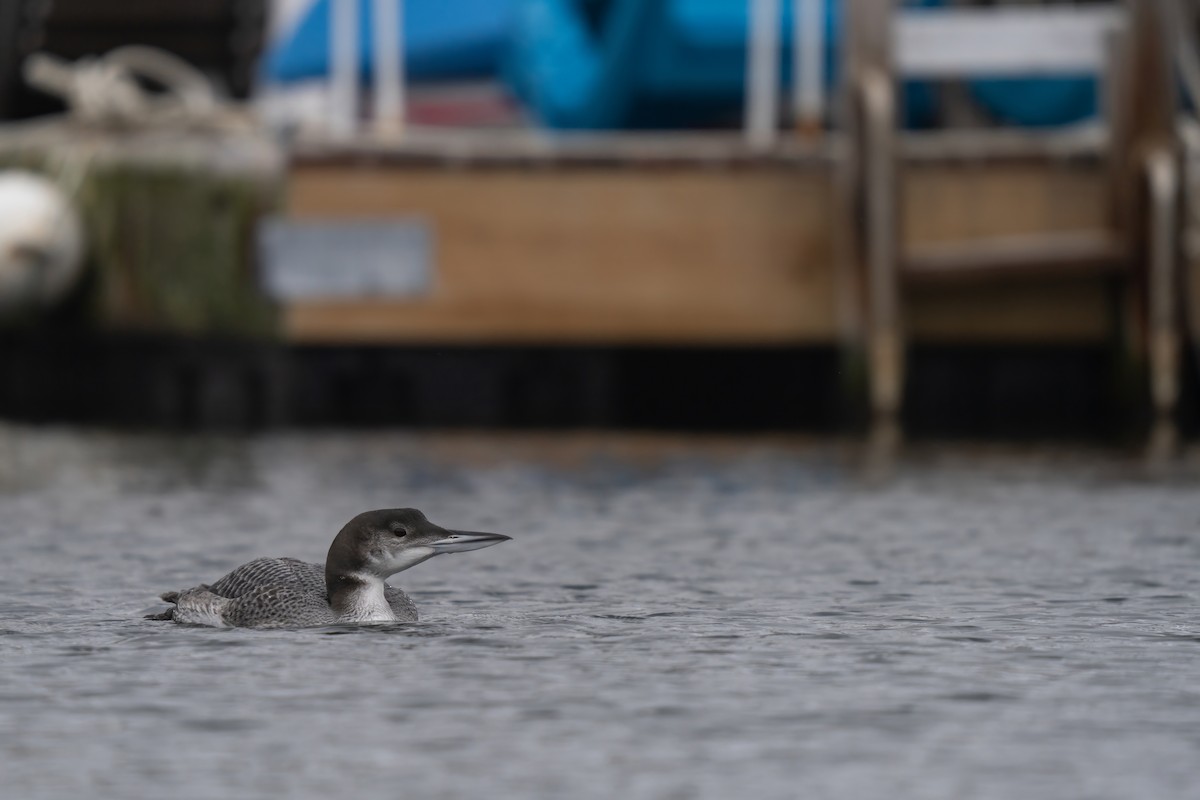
[327,572,396,623]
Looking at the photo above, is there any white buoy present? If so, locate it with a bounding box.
[0,170,85,315]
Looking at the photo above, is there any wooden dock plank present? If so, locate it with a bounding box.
[285,167,839,344]
[284,157,1116,345]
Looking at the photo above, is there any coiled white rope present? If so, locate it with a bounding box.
[21,45,240,130]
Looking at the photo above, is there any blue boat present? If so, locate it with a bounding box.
[265,0,1097,130]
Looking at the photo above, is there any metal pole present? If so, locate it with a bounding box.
[1146,148,1180,463]
[372,0,404,136]
[793,0,824,133]
[330,0,360,138]
[845,0,902,470]
[862,72,901,423]
[745,0,781,150]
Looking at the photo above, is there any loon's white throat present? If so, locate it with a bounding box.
[329,573,396,622]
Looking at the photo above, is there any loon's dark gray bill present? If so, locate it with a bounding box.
[430,531,512,554]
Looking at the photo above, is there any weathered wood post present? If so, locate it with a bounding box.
[1109,0,1181,462]
[843,0,902,468]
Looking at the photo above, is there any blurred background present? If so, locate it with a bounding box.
[0,0,1197,448]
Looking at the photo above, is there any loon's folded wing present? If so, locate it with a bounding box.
[218,583,337,628]
[207,557,325,598]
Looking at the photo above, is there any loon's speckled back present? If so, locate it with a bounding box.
[159,558,418,628]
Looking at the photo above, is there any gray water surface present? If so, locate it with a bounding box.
[1,429,1198,799]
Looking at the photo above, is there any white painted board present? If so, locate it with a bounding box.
[258,217,434,300]
[896,7,1125,78]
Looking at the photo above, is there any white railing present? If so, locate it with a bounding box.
[745,0,827,149]
[743,1,1129,150]
[329,0,406,138]
[793,0,826,132]
[745,0,782,149]
[895,6,1124,78]
[329,0,358,137]
[372,0,404,135]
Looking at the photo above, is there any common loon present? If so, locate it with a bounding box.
[148,508,510,628]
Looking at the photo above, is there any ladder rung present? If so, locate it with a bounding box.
[902,231,1128,283]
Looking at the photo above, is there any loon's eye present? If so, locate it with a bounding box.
[393,529,407,538]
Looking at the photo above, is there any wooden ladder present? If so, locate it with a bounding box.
[842,0,1182,465]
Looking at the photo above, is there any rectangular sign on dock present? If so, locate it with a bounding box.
[258,217,434,300]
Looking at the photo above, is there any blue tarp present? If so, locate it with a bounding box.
[970,77,1096,128]
[504,0,841,129]
[265,0,1097,130]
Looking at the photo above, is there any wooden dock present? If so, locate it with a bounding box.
[0,0,1196,443]
[281,127,1119,347]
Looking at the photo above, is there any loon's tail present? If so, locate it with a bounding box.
[151,585,229,627]
[145,590,182,621]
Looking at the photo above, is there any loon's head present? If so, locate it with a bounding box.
[326,508,510,581]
